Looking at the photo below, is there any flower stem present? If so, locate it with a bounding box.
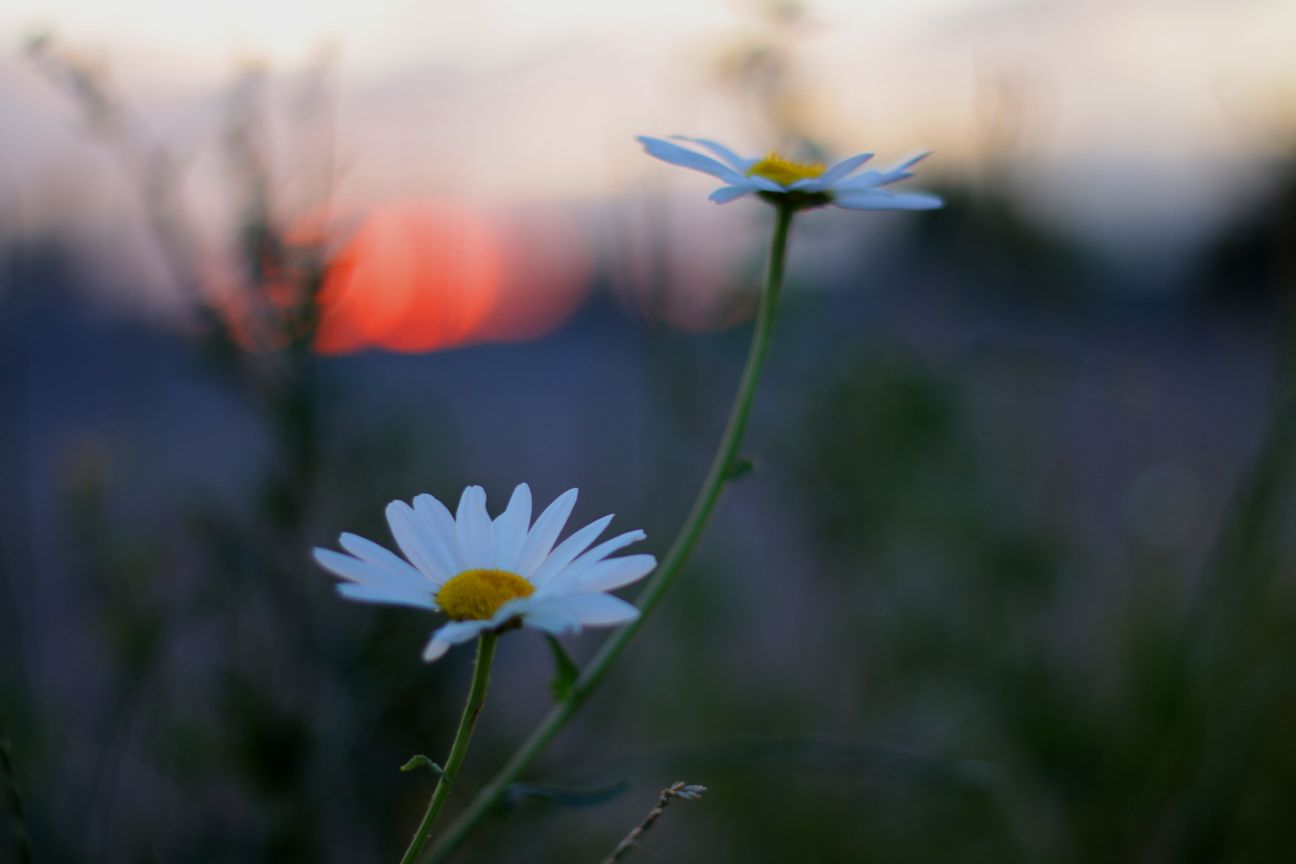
[399,632,498,864]
[426,204,796,862]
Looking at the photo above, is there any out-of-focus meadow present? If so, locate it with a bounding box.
[2,0,1295,861]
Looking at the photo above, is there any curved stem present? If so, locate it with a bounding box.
[400,632,498,864]
[427,204,796,862]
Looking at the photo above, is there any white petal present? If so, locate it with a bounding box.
[560,592,641,627]
[489,592,545,626]
[423,638,452,663]
[456,486,495,569]
[315,545,425,590]
[869,153,932,188]
[818,151,874,185]
[385,501,452,585]
[516,488,578,576]
[835,170,885,192]
[572,529,646,567]
[671,136,757,171]
[520,601,582,634]
[335,534,418,575]
[493,483,532,570]
[544,534,650,592]
[709,185,755,204]
[413,493,465,573]
[337,581,436,610]
[636,136,747,185]
[833,190,943,211]
[880,150,932,178]
[571,554,657,593]
[422,620,491,662]
[786,177,825,191]
[746,174,785,193]
[530,514,614,587]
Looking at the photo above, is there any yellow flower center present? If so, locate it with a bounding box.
[435,569,535,621]
[746,152,826,187]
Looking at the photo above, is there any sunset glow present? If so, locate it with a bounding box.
[313,201,589,354]
[315,202,503,354]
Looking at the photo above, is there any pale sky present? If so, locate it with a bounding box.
[3,0,1295,310]
[1,0,988,80]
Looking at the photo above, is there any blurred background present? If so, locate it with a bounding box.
[2,0,1296,860]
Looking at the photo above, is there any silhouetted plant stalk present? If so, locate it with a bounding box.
[1157,198,1296,829]
[1192,185,1296,639]
[0,711,33,864]
[421,204,796,863]
[28,38,340,856]
[30,36,337,553]
[26,34,208,315]
[1120,183,1296,855]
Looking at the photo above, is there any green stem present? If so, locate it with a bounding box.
[400,632,498,864]
[427,204,796,862]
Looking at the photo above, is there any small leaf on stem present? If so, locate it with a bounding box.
[726,457,756,481]
[401,755,446,777]
[546,635,580,701]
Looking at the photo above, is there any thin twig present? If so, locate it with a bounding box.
[601,781,705,864]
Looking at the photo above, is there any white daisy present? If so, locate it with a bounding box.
[637,135,942,212]
[314,484,655,662]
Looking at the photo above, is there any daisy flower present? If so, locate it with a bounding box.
[315,484,655,661]
[637,135,942,212]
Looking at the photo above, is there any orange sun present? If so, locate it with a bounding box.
[314,201,505,354]
[313,200,590,354]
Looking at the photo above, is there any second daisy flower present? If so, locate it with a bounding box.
[315,484,656,661]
